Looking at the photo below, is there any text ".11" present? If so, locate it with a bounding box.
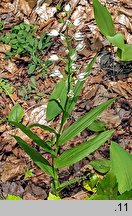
[115,203,128,212]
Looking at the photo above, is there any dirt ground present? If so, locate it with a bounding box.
[0,0,132,200]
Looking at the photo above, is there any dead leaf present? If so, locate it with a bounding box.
[64,190,88,200]
[14,0,32,15]
[99,109,121,128]
[0,43,11,53]
[1,182,24,197]
[35,3,57,20]
[27,105,48,125]
[109,81,132,99]
[1,156,25,182]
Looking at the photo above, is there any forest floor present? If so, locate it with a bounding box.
[0,0,132,200]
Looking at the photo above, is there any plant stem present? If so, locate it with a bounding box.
[51,27,73,196]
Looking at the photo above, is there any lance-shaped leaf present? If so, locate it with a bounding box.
[46,79,67,121]
[13,136,54,177]
[10,121,55,156]
[56,178,81,193]
[110,141,132,194]
[55,130,114,168]
[93,0,115,36]
[58,98,115,146]
[64,56,97,123]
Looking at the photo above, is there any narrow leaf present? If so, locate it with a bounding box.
[57,178,81,193]
[13,135,54,177]
[8,103,24,123]
[110,141,132,194]
[55,130,114,168]
[93,0,115,36]
[10,121,55,156]
[46,79,67,121]
[58,98,115,146]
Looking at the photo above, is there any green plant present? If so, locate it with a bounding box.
[0,20,4,31]
[0,79,15,104]
[8,103,24,123]
[24,168,34,179]
[0,22,51,75]
[6,194,22,200]
[9,13,115,199]
[18,76,44,101]
[86,141,132,200]
[93,0,132,61]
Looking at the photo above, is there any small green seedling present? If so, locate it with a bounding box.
[0,22,51,75]
[0,79,15,104]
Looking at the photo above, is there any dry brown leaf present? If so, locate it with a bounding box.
[99,109,121,128]
[109,81,132,99]
[14,0,32,15]
[1,156,25,182]
[64,190,88,200]
[35,3,57,20]
[0,43,11,54]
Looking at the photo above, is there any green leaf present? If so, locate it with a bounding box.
[47,193,61,200]
[55,130,114,169]
[88,120,106,132]
[87,194,109,200]
[116,48,122,59]
[56,178,81,193]
[58,98,115,146]
[24,169,34,179]
[8,103,24,123]
[28,64,36,74]
[117,190,132,200]
[110,141,132,194]
[46,79,67,121]
[38,40,42,50]
[9,121,55,156]
[121,44,132,61]
[64,56,97,123]
[90,159,111,173]
[6,194,22,200]
[96,170,118,199]
[93,0,115,36]
[107,33,125,49]
[83,174,99,192]
[13,135,54,177]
